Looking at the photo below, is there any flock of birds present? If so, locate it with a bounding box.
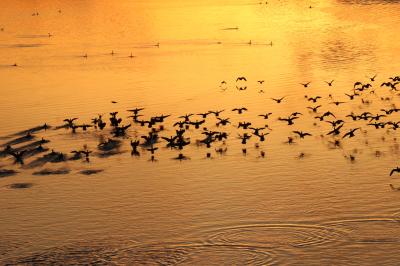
[0,4,399,192]
[1,74,400,190]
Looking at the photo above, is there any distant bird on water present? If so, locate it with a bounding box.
[390,167,400,176]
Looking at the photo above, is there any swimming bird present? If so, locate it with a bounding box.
[130,140,140,155]
[80,149,92,162]
[8,150,25,165]
[147,145,158,154]
[64,118,78,128]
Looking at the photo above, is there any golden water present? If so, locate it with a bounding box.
[0,0,400,264]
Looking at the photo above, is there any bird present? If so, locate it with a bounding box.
[330,101,346,106]
[64,118,78,128]
[257,80,265,84]
[278,116,299,125]
[127,108,144,115]
[300,82,311,88]
[271,97,285,103]
[307,96,321,103]
[8,150,26,164]
[216,117,231,126]
[390,167,400,176]
[236,86,247,91]
[315,111,335,121]
[259,113,272,119]
[327,123,344,136]
[342,128,360,138]
[325,80,334,86]
[345,93,359,100]
[236,77,247,82]
[293,131,312,138]
[209,110,225,117]
[197,112,211,118]
[367,74,377,82]
[307,105,322,113]
[232,107,248,114]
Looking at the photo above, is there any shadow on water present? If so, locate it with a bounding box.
[24,151,67,169]
[0,169,18,178]
[7,183,34,189]
[79,169,104,175]
[32,168,70,176]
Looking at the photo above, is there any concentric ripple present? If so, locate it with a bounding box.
[202,222,347,248]
[327,217,400,244]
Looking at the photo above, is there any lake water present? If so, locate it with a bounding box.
[0,0,400,265]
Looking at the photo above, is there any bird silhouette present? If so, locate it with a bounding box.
[293,131,312,138]
[307,105,322,113]
[390,167,400,176]
[342,128,360,138]
[300,82,311,88]
[236,77,247,82]
[232,107,248,114]
[271,97,285,103]
[259,113,272,119]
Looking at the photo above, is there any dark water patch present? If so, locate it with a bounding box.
[1,134,35,147]
[32,168,70,176]
[2,43,47,49]
[79,169,104,175]
[7,183,33,189]
[2,242,285,265]
[24,146,49,158]
[97,138,122,152]
[11,138,50,152]
[9,124,51,137]
[97,150,126,158]
[0,169,18,178]
[53,124,69,130]
[25,151,67,169]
